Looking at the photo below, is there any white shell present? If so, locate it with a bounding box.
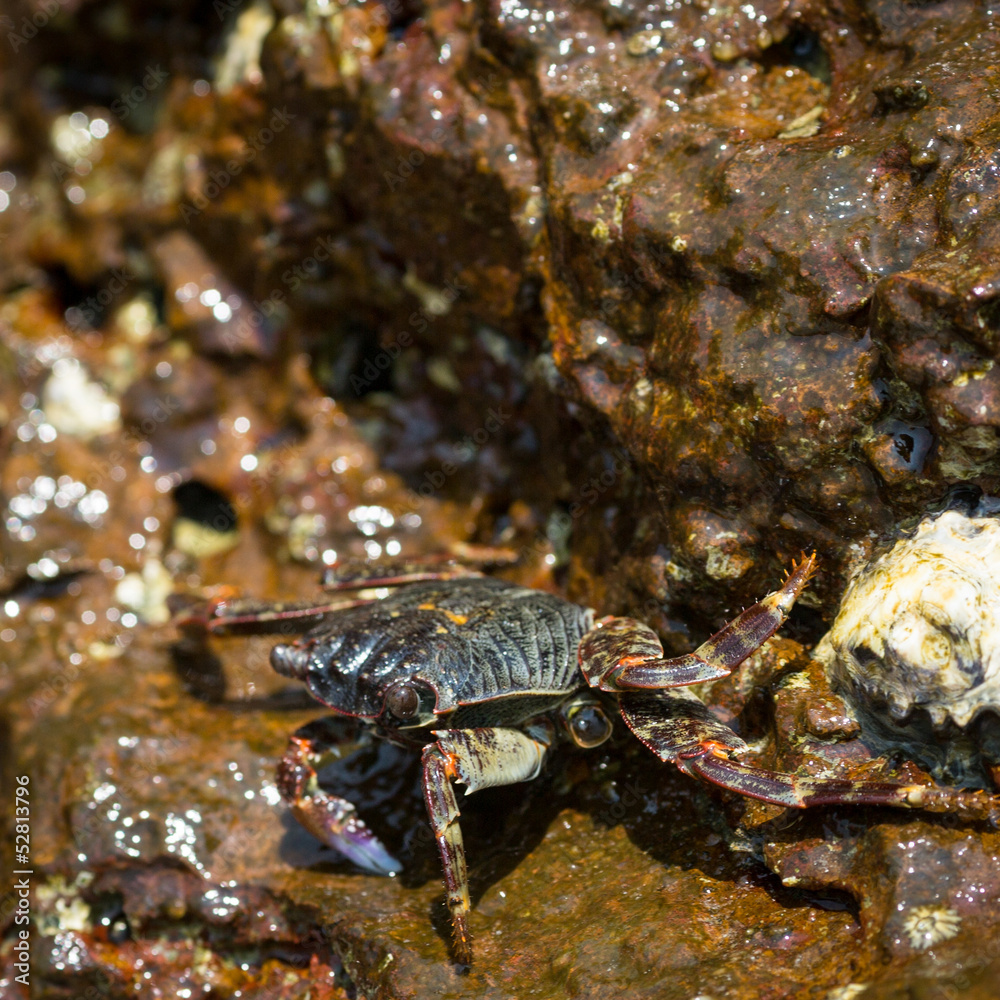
[901,905,962,951]
[815,509,1000,729]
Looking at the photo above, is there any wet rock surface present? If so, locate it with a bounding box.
[3,0,1000,996]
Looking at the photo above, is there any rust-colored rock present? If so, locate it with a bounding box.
[5,0,1000,995]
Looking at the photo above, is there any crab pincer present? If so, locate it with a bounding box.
[275,720,402,876]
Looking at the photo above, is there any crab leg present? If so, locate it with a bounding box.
[580,554,818,692]
[321,564,483,591]
[276,718,402,875]
[176,595,376,635]
[421,726,551,964]
[320,545,518,592]
[619,690,1000,825]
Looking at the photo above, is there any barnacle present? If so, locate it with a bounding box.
[825,985,870,1000]
[901,904,962,951]
[815,502,1000,784]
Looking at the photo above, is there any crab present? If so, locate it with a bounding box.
[188,553,1000,965]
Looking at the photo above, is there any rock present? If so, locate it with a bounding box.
[6,0,1000,994]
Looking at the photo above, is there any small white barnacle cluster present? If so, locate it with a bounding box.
[814,498,1000,783]
[900,904,962,951]
[825,985,869,1000]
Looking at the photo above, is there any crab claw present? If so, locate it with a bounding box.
[277,730,401,875]
[289,795,401,875]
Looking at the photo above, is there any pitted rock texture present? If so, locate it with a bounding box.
[5,0,1000,997]
[7,0,1000,620]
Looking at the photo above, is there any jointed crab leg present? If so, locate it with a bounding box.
[421,726,551,965]
[321,560,484,592]
[689,750,1000,824]
[320,545,520,593]
[276,718,402,875]
[581,554,818,692]
[176,595,376,635]
[422,745,473,964]
[619,691,1000,825]
[582,553,1000,825]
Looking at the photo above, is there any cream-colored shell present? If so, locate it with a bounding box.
[815,510,1000,728]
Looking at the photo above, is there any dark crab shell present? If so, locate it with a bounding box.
[271,577,595,718]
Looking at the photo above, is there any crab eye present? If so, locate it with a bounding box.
[566,703,613,748]
[384,682,421,720]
